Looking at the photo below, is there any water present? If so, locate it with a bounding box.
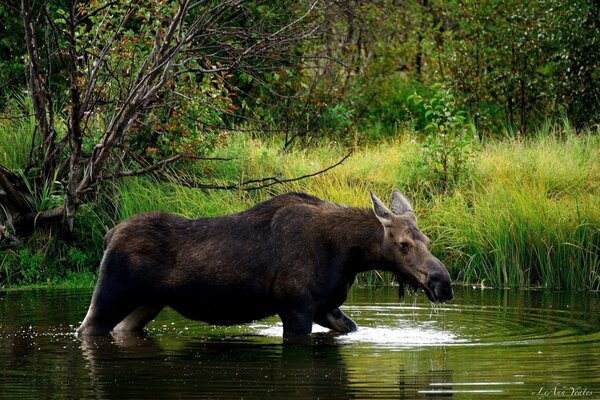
[1,287,599,399]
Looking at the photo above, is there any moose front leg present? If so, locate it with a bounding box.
[279,307,314,337]
[314,308,357,334]
[277,294,318,338]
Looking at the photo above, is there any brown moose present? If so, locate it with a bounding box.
[77,189,453,338]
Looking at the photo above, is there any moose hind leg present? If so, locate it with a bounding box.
[314,308,357,333]
[113,304,164,333]
[76,266,142,336]
[77,294,139,336]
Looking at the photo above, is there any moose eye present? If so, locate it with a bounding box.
[399,241,410,253]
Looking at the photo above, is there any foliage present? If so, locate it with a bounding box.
[346,76,431,142]
[2,0,599,138]
[234,0,600,140]
[437,0,600,134]
[5,121,597,289]
[407,86,478,193]
[1,235,98,287]
[71,0,238,162]
[0,0,329,239]
[0,1,27,91]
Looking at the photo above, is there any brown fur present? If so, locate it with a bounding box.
[77,191,452,337]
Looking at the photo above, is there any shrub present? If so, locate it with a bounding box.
[407,86,479,194]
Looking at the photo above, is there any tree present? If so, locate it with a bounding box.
[0,1,27,92]
[0,0,337,238]
[437,0,600,135]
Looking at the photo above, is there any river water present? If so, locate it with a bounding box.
[0,287,599,399]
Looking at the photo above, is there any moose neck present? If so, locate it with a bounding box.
[325,207,390,275]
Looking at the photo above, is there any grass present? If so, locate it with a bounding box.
[0,271,97,291]
[1,110,599,289]
[112,127,600,290]
[0,97,37,170]
[436,134,600,289]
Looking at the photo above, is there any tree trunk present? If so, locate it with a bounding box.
[22,0,56,178]
[0,166,64,237]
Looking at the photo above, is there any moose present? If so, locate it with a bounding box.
[77,189,453,338]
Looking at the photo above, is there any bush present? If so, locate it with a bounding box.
[350,75,433,141]
[407,86,479,194]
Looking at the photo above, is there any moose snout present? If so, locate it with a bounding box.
[425,259,454,302]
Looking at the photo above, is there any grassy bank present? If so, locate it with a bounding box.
[1,123,599,289]
[113,129,600,290]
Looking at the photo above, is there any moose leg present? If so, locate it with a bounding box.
[77,293,140,336]
[113,304,164,333]
[314,308,357,333]
[77,268,142,336]
[278,304,315,337]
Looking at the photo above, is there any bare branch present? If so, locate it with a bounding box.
[80,6,135,117]
[100,153,235,180]
[103,154,183,179]
[179,150,353,191]
[76,0,239,195]
[22,0,53,173]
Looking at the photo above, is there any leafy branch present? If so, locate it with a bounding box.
[1,0,335,237]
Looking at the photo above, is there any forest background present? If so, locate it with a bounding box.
[0,0,598,289]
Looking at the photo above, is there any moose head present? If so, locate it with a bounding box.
[371,190,453,302]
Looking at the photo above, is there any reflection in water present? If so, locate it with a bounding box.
[79,334,354,399]
[0,287,599,399]
[402,369,454,399]
[78,333,456,399]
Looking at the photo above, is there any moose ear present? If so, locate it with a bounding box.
[390,189,413,215]
[370,191,392,222]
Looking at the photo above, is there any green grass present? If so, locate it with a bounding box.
[0,271,97,290]
[0,97,37,170]
[113,127,600,290]
[1,107,599,289]
[428,133,600,289]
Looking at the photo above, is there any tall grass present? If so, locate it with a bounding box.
[0,96,37,170]
[1,104,598,289]
[114,127,600,290]
[0,97,106,286]
[428,133,600,289]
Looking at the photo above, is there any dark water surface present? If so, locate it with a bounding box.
[1,287,599,399]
